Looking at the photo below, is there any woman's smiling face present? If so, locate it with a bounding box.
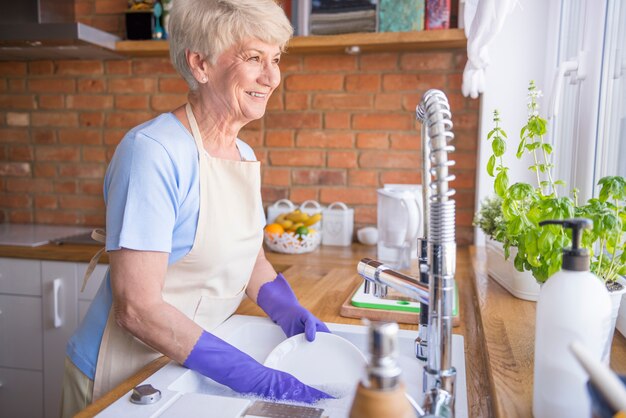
[205,38,282,123]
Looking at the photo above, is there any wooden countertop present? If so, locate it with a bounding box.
[4,243,622,417]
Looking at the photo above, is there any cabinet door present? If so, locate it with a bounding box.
[41,261,78,418]
[0,294,43,370]
[0,258,41,296]
[0,367,43,418]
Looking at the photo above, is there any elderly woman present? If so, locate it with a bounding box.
[60,0,332,416]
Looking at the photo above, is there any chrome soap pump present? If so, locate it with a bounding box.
[533,218,611,418]
[349,322,417,418]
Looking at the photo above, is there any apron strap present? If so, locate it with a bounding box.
[81,228,107,292]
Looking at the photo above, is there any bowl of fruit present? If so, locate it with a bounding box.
[264,209,322,254]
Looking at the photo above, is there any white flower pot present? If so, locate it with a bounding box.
[485,238,541,301]
[617,287,626,338]
[604,275,626,363]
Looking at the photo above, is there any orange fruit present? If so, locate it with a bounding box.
[265,223,284,235]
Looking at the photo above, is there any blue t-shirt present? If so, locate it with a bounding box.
[66,113,261,379]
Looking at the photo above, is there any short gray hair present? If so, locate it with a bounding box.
[169,0,293,90]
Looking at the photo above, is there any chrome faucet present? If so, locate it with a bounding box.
[357,89,457,417]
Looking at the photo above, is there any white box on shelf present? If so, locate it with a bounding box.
[485,237,540,301]
[322,202,354,246]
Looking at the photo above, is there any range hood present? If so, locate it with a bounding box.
[0,0,121,60]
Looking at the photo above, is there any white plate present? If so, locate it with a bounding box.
[264,333,367,390]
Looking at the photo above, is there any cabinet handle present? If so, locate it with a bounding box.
[53,278,63,328]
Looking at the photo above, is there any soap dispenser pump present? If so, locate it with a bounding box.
[349,322,416,418]
[532,218,611,418]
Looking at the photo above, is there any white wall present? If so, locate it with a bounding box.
[473,0,554,245]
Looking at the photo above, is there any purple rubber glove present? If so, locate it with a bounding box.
[184,331,332,403]
[257,273,331,342]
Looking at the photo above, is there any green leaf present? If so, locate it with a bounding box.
[495,170,509,198]
[542,143,553,154]
[492,137,506,157]
[487,155,496,177]
[554,180,565,186]
[516,138,526,159]
[487,129,496,139]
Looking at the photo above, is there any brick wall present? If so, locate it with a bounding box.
[0,2,479,244]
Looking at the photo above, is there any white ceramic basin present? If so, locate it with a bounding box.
[96,315,468,418]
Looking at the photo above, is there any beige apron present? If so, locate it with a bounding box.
[90,104,263,399]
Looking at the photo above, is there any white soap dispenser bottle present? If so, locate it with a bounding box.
[533,218,611,418]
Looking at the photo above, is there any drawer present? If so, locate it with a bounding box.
[0,258,41,296]
[0,295,43,370]
[76,263,108,301]
[0,367,44,418]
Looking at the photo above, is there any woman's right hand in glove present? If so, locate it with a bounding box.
[183,330,333,404]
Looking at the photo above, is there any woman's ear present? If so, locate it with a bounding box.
[186,50,209,84]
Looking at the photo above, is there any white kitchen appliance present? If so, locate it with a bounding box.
[376,185,423,269]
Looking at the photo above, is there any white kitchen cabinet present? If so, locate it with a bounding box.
[0,257,107,418]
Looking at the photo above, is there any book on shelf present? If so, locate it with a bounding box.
[378,0,425,33]
[425,0,451,29]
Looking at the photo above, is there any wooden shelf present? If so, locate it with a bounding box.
[115,28,466,57]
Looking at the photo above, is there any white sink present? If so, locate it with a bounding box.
[96,315,468,418]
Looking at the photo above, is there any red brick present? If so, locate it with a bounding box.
[266,92,283,111]
[360,53,398,71]
[324,112,350,129]
[286,188,318,203]
[79,180,103,195]
[58,129,102,145]
[374,94,403,111]
[265,113,321,129]
[151,94,186,112]
[0,79,6,92]
[29,61,54,75]
[320,188,376,205]
[84,213,106,226]
[28,78,75,93]
[104,129,126,145]
[382,74,446,92]
[390,133,420,150]
[285,93,308,110]
[80,112,104,127]
[303,55,357,72]
[81,147,106,162]
[353,113,413,131]
[453,113,479,131]
[296,131,353,149]
[56,60,103,76]
[355,206,377,224]
[105,112,155,129]
[328,151,357,168]
[400,52,453,71]
[6,178,53,193]
[115,95,149,110]
[78,78,106,93]
[293,169,346,186]
[285,74,344,91]
[53,180,77,193]
[90,15,123,34]
[380,171,421,185]
[346,74,380,93]
[8,211,33,223]
[108,78,156,93]
[32,129,56,144]
[95,0,127,14]
[447,73,463,90]
[313,94,372,110]
[262,168,291,186]
[39,95,65,109]
[8,145,33,161]
[34,196,58,210]
[348,170,379,187]
[453,130,478,151]
[246,119,262,131]
[0,194,31,207]
[0,128,29,143]
[0,62,27,76]
[0,95,36,109]
[453,51,468,71]
[66,94,114,110]
[75,0,94,16]
[360,151,419,169]
[8,79,25,92]
[58,164,105,178]
[269,150,324,167]
[36,146,80,162]
[35,210,80,225]
[106,60,132,75]
[0,162,30,176]
[159,78,188,93]
[454,152,477,170]
[133,59,177,75]
[356,133,389,149]
[455,190,476,209]
[32,112,78,127]
[447,93,467,113]
[456,210,474,227]
[6,112,29,127]
[59,195,103,210]
[401,93,424,111]
[33,163,57,177]
[265,131,294,148]
[239,130,262,147]
[278,55,301,72]
[262,186,289,203]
